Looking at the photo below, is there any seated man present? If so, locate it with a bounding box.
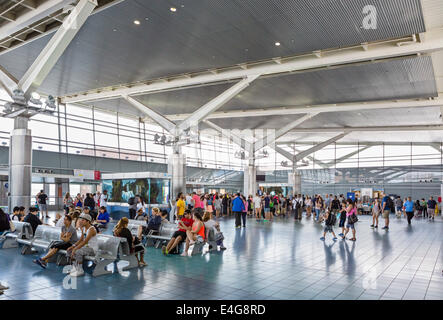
[162,209,193,255]
[24,207,43,235]
[67,213,98,277]
[33,215,78,268]
[95,206,110,229]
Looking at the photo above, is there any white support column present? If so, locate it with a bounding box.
[243,160,257,197]
[18,0,98,95]
[168,153,186,202]
[123,95,177,134]
[177,75,260,132]
[288,170,302,196]
[8,116,32,212]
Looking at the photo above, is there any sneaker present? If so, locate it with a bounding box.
[139,261,147,267]
[370,225,374,228]
[338,233,344,237]
[33,258,46,269]
[180,252,188,257]
[242,225,246,228]
[332,237,338,241]
[70,267,84,277]
[374,225,378,228]
[320,237,325,241]
[220,246,227,250]
[161,245,166,255]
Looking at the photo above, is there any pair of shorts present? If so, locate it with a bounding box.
[172,230,187,241]
[50,241,72,250]
[39,204,47,211]
[264,208,270,213]
[382,210,390,219]
[339,219,346,228]
[372,212,380,217]
[324,225,333,233]
[346,223,355,229]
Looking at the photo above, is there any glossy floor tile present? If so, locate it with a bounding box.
[1,213,442,300]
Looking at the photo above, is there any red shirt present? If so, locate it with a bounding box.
[178,217,194,232]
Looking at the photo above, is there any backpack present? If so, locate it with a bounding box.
[386,197,394,210]
[128,197,135,206]
[327,213,337,226]
[269,200,274,208]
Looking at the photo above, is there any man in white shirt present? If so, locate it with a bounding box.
[100,190,108,209]
[253,193,261,219]
[94,192,101,207]
[186,194,192,210]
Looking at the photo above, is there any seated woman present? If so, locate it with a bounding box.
[162,209,193,255]
[202,211,226,250]
[11,206,24,222]
[146,207,162,234]
[95,206,110,229]
[181,210,205,257]
[33,215,78,269]
[135,208,147,221]
[113,217,146,267]
[67,213,98,277]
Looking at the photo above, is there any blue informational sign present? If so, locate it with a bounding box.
[4,183,8,189]
[347,192,356,201]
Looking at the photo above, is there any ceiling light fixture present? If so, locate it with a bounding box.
[170,7,177,12]
[275,42,281,46]
[134,20,140,25]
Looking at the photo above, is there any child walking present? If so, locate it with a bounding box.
[320,209,338,241]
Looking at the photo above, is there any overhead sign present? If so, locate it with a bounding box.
[73,169,94,180]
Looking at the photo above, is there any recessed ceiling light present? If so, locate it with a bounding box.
[134,20,140,25]
[170,7,177,12]
[275,42,281,46]
[113,28,117,32]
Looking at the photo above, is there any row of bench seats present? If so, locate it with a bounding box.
[1,223,138,277]
[127,219,219,255]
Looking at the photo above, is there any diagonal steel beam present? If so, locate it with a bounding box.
[177,75,259,132]
[0,64,18,99]
[293,132,350,162]
[254,113,319,153]
[0,0,74,42]
[123,95,176,134]
[18,0,97,95]
[325,145,372,168]
[204,120,253,155]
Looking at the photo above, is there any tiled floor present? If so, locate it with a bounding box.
[1,213,442,300]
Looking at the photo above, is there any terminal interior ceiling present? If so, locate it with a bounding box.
[0,0,442,205]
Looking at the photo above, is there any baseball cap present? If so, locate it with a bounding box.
[79,213,92,222]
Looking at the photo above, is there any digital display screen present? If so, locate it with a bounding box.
[102,178,169,204]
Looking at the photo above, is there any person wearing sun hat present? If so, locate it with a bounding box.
[67,213,98,277]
